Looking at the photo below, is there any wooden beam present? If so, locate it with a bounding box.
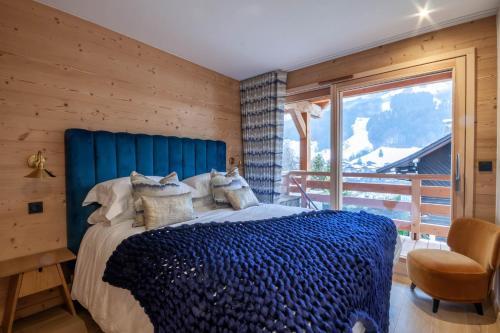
[343,172,450,181]
[421,203,451,216]
[343,196,412,212]
[288,108,306,138]
[286,87,330,104]
[300,112,310,170]
[290,180,451,198]
[421,186,451,198]
[344,182,411,195]
[318,75,354,86]
[313,101,330,109]
[285,101,323,118]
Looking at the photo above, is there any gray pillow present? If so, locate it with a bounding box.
[141,192,194,230]
[225,187,259,210]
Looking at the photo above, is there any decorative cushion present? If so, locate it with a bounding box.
[225,187,259,210]
[184,169,249,199]
[141,193,194,230]
[192,195,216,211]
[131,171,192,227]
[209,168,246,206]
[182,173,212,199]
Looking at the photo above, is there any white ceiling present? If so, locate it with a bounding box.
[37,0,498,80]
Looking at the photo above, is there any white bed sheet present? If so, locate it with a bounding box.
[72,204,402,333]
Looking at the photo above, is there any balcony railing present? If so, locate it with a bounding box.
[283,170,451,240]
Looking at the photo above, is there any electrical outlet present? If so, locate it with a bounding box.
[28,201,43,214]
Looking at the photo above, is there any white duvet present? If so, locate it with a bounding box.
[72,204,402,333]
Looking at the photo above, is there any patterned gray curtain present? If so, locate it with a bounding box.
[240,71,287,203]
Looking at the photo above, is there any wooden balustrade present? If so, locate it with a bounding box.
[284,170,451,239]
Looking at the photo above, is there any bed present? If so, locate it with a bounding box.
[65,129,401,333]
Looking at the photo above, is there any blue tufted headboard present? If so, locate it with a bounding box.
[65,128,226,254]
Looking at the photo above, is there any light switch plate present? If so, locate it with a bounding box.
[478,161,493,172]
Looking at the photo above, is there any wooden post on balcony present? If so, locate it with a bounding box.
[410,178,422,240]
[300,173,308,208]
[299,112,310,171]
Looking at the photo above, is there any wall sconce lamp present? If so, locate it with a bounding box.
[25,151,56,178]
[229,157,242,169]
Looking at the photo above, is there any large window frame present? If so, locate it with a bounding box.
[329,49,476,223]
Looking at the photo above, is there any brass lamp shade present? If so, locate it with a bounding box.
[25,168,55,179]
[25,151,55,178]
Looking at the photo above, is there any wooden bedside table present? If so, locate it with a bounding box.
[0,248,83,333]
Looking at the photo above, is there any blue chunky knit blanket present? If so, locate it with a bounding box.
[103,210,397,333]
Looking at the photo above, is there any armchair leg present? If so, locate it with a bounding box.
[410,283,416,291]
[474,303,483,316]
[432,299,440,313]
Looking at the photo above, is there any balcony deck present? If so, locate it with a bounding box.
[399,235,450,259]
[393,236,451,283]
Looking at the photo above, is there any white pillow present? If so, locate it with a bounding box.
[87,207,108,225]
[87,206,135,225]
[82,177,132,221]
[182,173,211,199]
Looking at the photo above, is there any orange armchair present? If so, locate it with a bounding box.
[407,217,500,314]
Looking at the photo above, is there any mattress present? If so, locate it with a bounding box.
[72,204,402,333]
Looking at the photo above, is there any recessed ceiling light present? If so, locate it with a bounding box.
[412,4,434,26]
[419,7,431,18]
[417,4,432,19]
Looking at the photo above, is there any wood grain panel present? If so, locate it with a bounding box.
[18,266,61,298]
[288,16,497,222]
[0,0,242,265]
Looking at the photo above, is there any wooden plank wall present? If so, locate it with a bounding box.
[0,0,241,319]
[288,16,497,222]
[0,0,241,262]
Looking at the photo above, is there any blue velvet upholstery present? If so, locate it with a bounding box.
[65,129,226,254]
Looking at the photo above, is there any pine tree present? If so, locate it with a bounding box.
[311,154,327,180]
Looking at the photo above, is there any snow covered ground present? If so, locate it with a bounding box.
[283,115,424,172]
[343,117,373,160]
[355,146,420,168]
[342,116,420,168]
